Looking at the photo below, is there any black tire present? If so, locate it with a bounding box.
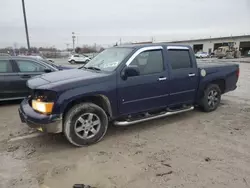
[200,84,221,112]
[69,60,75,64]
[64,103,108,147]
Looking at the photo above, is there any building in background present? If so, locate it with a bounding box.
[132,35,250,56]
[165,35,250,56]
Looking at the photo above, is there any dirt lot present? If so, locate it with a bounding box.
[0,62,250,188]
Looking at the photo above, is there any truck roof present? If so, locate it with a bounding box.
[117,43,191,49]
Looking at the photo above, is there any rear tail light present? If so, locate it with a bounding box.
[236,68,240,77]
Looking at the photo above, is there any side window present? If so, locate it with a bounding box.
[130,50,164,75]
[74,54,79,57]
[16,60,46,72]
[168,50,192,70]
[0,60,13,73]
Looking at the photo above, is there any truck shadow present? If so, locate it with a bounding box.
[15,105,222,155]
[20,109,201,153]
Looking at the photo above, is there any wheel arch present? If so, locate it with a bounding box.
[208,79,226,94]
[197,78,226,101]
[62,94,113,121]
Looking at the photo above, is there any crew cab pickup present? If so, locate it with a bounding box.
[19,44,239,146]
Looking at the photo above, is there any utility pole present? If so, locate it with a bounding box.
[22,0,30,52]
[72,32,76,52]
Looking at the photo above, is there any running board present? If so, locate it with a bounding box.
[113,106,194,126]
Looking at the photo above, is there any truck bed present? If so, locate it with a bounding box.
[197,61,238,69]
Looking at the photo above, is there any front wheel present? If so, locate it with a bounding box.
[200,84,221,112]
[64,103,108,146]
[69,60,75,64]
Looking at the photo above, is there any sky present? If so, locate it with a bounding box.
[0,0,250,49]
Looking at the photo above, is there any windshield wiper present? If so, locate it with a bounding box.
[85,66,101,71]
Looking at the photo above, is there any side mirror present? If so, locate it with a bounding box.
[44,68,52,73]
[121,65,140,80]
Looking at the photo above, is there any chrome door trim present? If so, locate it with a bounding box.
[167,46,189,50]
[126,46,163,66]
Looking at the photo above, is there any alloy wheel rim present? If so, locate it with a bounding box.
[208,90,219,108]
[74,113,101,139]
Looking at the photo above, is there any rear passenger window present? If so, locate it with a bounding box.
[0,60,13,73]
[168,50,192,69]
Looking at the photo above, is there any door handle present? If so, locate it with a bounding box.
[20,75,31,78]
[158,77,167,81]
[188,73,196,77]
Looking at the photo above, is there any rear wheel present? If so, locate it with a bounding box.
[64,103,108,146]
[200,84,221,112]
[69,60,75,64]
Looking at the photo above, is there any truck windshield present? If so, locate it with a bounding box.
[83,47,133,72]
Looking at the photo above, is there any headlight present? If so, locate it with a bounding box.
[32,90,57,102]
[32,100,54,114]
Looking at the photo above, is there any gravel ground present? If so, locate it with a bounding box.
[0,61,250,188]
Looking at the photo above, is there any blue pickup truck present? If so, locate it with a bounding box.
[19,44,239,146]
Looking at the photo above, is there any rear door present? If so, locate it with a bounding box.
[0,59,21,100]
[166,46,199,106]
[13,59,48,97]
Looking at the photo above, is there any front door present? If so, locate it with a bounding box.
[117,47,170,115]
[166,47,199,106]
[13,59,47,97]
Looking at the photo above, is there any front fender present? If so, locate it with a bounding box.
[53,81,117,117]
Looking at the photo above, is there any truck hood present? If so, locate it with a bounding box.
[27,68,109,90]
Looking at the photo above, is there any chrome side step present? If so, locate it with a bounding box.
[113,106,194,126]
